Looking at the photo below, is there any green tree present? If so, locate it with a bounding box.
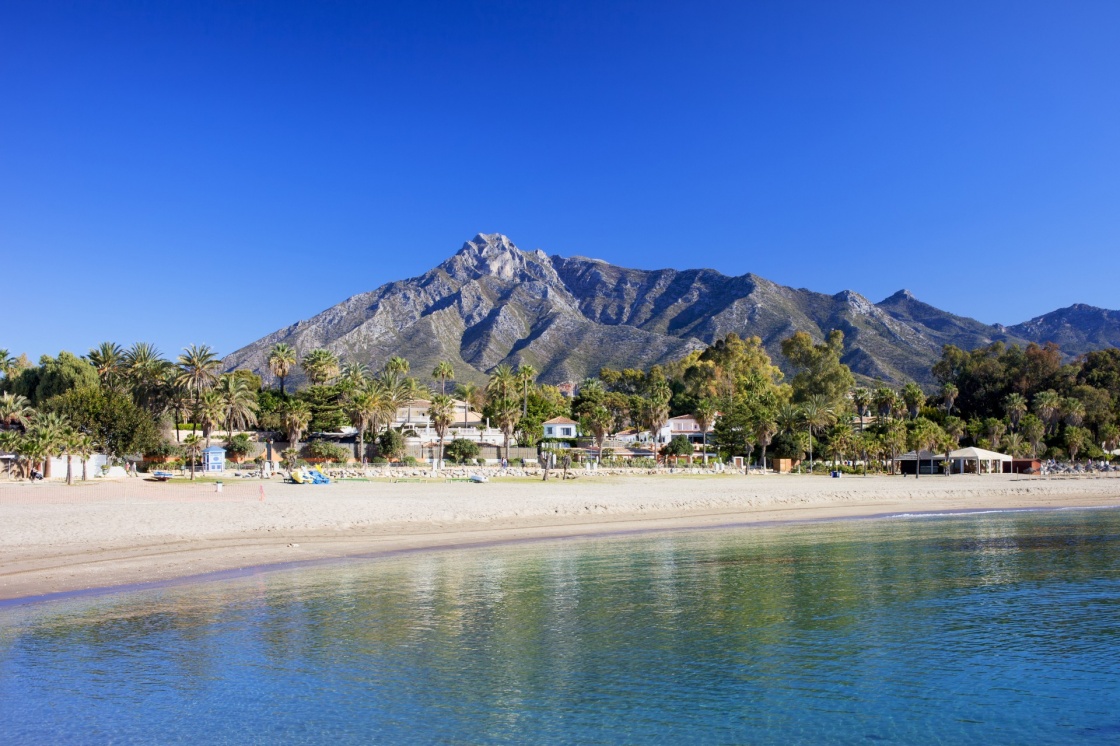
[580,405,613,458]
[432,361,455,395]
[301,348,340,386]
[693,398,717,465]
[800,394,835,472]
[901,383,925,420]
[176,344,220,435]
[281,401,313,451]
[268,343,298,394]
[428,393,455,468]
[445,438,480,464]
[516,364,538,417]
[182,434,203,480]
[1065,426,1090,462]
[86,342,125,390]
[1004,393,1028,430]
[780,329,855,409]
[44,386,160,460]
[376,428,406,461]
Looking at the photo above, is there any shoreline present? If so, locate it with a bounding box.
[2,474,1119,604]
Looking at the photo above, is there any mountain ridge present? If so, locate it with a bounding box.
[223,233,1119,387]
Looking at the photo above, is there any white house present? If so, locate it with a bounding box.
[543,417,579,439]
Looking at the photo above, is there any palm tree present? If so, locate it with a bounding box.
[1062,398,1085,428]
[217,374,259,435]
[985,418,1007,451]
[693,398,717,465]
[61,426,79,485]
[384,356,410,375]
[196,390,225,447]
[123,342,170,412]
[281,401,312,452]
[515,364,538,417]
[1003,432,1026,458]
[347,388,381,464]
[0,392,34,430]
[0,349,15,381]
[87,342,125,390]
[493,396,521,463]
[487,364,517,402]
[582,405,613,460]
[901,383,925,420]
[906,418,941,479]
[1066,426,1087,462]
[74,432,96,481]
[943,416,964,475]
[1004,393,1028,431]
[432,361,455,395]
[182,434,203,480]
[428,394,455,469]
[883,421,907,475]
[755,417,777,473]
[340,361,371,392]
[32,411,70,479]
[454,382,483,439]
[941,383,959,416]
[268,343,298,394]
[1034,390,1062,434]
[801,395,835,472]
[851,387,871,431]
[176,344,220,435]
[642,381,671,464]
[826,422,854,468]
[166,375,191,443]
[302,348,340,386]
[1021,414,1045,458]
[873,387,898,422]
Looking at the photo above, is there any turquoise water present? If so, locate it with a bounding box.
[2,509,1120,744]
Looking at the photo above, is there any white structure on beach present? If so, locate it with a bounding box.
[896,446,1014,474]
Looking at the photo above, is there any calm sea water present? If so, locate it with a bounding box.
[2,508,1119,744]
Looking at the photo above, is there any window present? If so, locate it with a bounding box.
[561,427,572,437]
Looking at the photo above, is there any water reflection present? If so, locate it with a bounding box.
[2,510,1120,744]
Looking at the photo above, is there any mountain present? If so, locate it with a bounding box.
[223,233,1120,387]
[1008,304,1120,355]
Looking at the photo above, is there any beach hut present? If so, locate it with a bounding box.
[947,446,1012,474]
[202,446,226,473]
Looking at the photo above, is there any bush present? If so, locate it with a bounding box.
[402,456,419,466]
[377,429,406,460]
[475,457,487,466]
[145,440,180,459]
[224,433,254,460]
[445,438,481,464]
[509,458,522,467]
[307,440,351,463]
[370,457,388,465]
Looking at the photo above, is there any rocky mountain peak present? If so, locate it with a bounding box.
[442,232,557,284]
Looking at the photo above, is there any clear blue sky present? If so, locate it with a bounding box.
[3,1,1118,362]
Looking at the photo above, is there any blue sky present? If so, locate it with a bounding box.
[3,1,1118,362]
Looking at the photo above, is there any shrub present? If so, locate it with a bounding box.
[475,457,487,466]
[307,440,351,463]
[509,458,523,467]
[224,433,254,460]
[445,438,480,464]
[377,429,406,460]
[370,457,388,465]
[145,440,180,459]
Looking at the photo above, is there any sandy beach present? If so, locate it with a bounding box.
[2,472,1119,602]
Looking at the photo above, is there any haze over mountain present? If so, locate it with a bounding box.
[224,233,1120,387]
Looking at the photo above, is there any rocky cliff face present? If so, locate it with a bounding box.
[222,233,1119,387]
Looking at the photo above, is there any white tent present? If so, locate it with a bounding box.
[947,446,1012,475]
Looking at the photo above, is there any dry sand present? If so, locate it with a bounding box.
[2,472,1118,602]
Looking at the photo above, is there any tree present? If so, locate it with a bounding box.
[755,417,777,472]
[641,381,671,463]
[493,396,521,463]
[516,364,538,417]
[1033,390,1062,434]
[217,373,259,435]
[376,428,406,461]
[73,431,96,481]
[780,329,855,409]
[281,401,312,451]
[0,392,34,430]
[384,356,410,375]
[800,394,835,472]
[445,438,480,464]
[11,352,100,405]
[1020,414,1045,458]
[943,416,965,474]
[663,435,694,465]
[428,394,455,469]
[301,348,340,386]
[454,382,484,439]
[580,405,613,459]
[487,364,517,403]
[1065,426,1090,462]
[1004,393,1028,431]
[851,387,871,431]
[268,343,298,394]
[883,421,907,475]
[941,383,959,416]
[1062,397,1085,428]
[347,389,380,464]
[196,390,225,447]
[176,345,220,435]
[432,361,455,395]
[0,349,16,382]
[906,418,944,479]
[44,386,160,460]
[182,434,203,480]
[86,342,125,390]
[901,383,926,420]
[873,387,900,422]
[984,418,1007,451]
[693,398,717,465]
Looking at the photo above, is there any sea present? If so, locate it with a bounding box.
[2,507,1119,744]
